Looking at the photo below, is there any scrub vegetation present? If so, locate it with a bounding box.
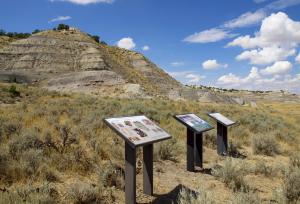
[0,83,299,203]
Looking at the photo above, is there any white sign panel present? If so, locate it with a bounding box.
[105,115,171,146]
[208,113,235,126]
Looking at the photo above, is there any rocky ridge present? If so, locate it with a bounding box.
[1,28,298,104]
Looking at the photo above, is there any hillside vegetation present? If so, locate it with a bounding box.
[0,83,299,203]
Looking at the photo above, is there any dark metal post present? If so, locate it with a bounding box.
[195,132,203,168]
[187,128,195,172]
[217,122,228,156]
[143,144,153,196]
[125,142,136,204]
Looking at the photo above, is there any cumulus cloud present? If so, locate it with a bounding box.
[116,37,136,50]
[228,12,300,65]
[260,61,292,75]
[142,45,150,51]
[217,64,300,93]
[236,46,296,65]
[184,28,236,43]
[202,59,228,70]
[296,53,300,63]
[218,67,261,85]
[223,10,266,28]
[50,0,113,5]
[48,16,71,23]
[168,71,205,84]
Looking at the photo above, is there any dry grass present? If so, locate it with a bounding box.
[0,82,299,203]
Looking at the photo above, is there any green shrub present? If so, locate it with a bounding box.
[177,187,215,204]
[232,191,261,204]
[8,85,20,97]
[290,152,300,168]
[212,158,249,191]
[154,138,180,162]
[253,160,278,178]
[99,163,124,190]
[252,133,280,156]
[68,181,100,204]
[283,166,300,203]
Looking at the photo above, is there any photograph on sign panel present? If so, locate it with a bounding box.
[209,113,235,126]
[176,114,213,132]
[106,115,170,146]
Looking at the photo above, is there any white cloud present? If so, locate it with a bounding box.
[296,53,300,63]
[217,65,300,93]
[142,45,150,51]
[50,0,113,5]
[185,74,206,83]
[202,59,228,70]
[116,37,136,50]
[168,71,205,84]
[228,12,300,65]
[229,12,300,49]
[218,67,260,85]
[223,10,266,28]
[267,0,300,10]
[260,61,293,75]
[171,62,184,67]
[183,28,235,43]
[236,46,296,65]
[254,0,268,3]
[48,16,71,23]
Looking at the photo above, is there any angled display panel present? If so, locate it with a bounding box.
[174,113,213,133]
[104,115,171,147]
[208,113,235,126]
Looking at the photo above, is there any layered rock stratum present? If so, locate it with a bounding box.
[0,28,299,103]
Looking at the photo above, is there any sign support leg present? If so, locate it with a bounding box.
[125,142,136,204]
[143,144,153,196]
[217,122,228,156]
[195,132,203,168]
[187,128,195,172]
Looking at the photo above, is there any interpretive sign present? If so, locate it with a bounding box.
[104,115,171,204]
[104,115,171,147]
[208,113,236,156]
[174,114,214,171]
[208,113,235,127]
[174,113,213,133]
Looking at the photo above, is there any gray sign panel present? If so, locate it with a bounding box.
[174,113,213,133]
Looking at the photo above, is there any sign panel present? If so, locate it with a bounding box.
[208,113,235,126]
[174,114,213,133]
[104,115,171,147]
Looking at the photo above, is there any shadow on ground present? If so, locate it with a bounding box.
[147,184,198,204]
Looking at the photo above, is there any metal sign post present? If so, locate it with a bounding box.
[104,115,171,204]
[125,142,136,204]
[208,113,236,156]
[174,114,214,172]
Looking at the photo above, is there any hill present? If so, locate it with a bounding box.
[0,28,181,98]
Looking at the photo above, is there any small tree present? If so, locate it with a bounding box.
[32,29,41,34]
[0,29,6,36]
[91,35,100,43]
[57,24,69,31]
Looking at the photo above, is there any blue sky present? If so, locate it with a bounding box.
[1,0,300,93]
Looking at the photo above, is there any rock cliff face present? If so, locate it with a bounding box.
[2,29,296,104]
[0,29,181,98]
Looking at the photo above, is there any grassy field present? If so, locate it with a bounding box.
[0,83,299,203]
